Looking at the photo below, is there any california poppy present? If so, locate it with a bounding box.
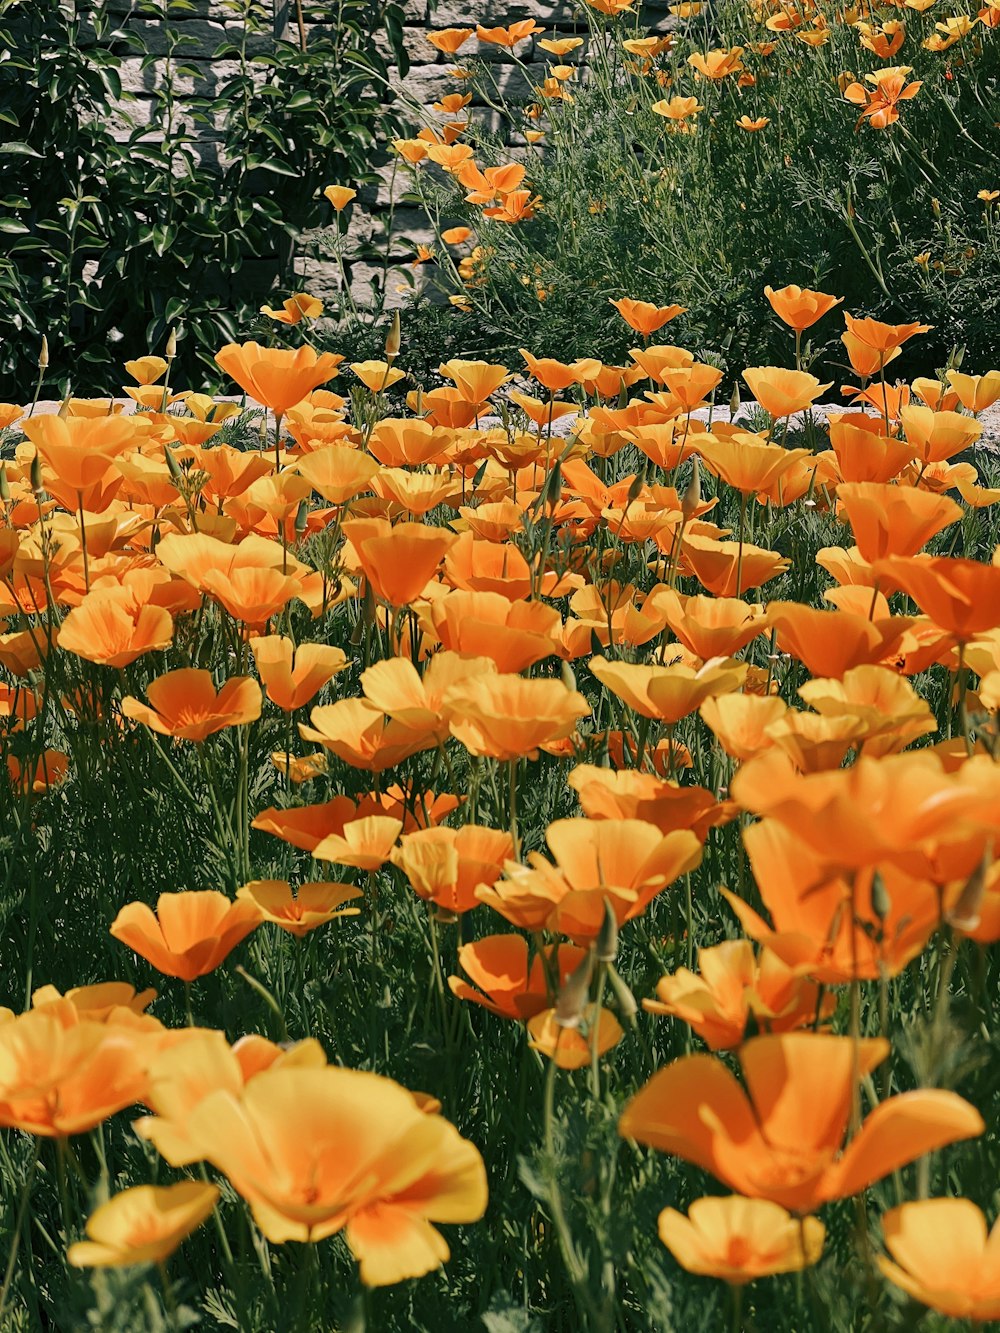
[235,880,362,936]
[445,674,590,760]
[620,1033,983,1212]
[659,1196,825,1283]
[877,1199,1000,1321]
[392,825,513,914]
[121,670,262,742]
[110,890,262,981]
[764,285,842,332]
[251,636,348,712]
[215,343,343,414]
[448,936,588,1019]
[68,1183,220,1268]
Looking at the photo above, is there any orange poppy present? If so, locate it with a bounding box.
[681,533,790,597]
[448,936,588,1019]
[121,670,262,741]
[877,1199,1000,1321]
[620,1033,983,1213]
[68,1182,220,1268]
[644,939,832,1049]
[444,674,590,760]
[180,1066,488,1284]
[646,588,769,659]
[300,698,431,771]
[899,405,982,463]
[764,285,842,332]
[527,1006,624,1069]
[251,636,348,712]
[827,415,915,483]
[872,555,1000,641]
[658,1197,825,1283]
[235,880,362,936]
[610,298,686,336]
[293,446,379,505]
[58,586,173,667]
[478,818,702,942]
[698,434,811,497]
[215,342,343,414]
[110,890,262,981]
[567,764,729,838]
[843,311,930,356]
[590,655,747,724]
[391,825,513,914]
[742,368,832,418]
[425,590,563,671]
[767,602,912,678]
[343,518,456,607]
[0,1006,149,1136]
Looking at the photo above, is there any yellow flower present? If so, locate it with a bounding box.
[323,185,357,211]
[737,115,770,130]
[68,1183,220,1268]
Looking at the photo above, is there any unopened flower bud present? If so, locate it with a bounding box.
[871,871,891,922]
[555,950,594,1029]
[30,453,44,494]
[384,311,401,361]
[294,498,309,537]
[946,845,990,933]
[561,659,577,694]
[165,327,177,359]
[607,963,638,1022]
[681,455,701,518]
[38,335,49,369]
[729,381,741,420]
[0,465,9,504]
[595,899,618,964]
[163,445,183,482]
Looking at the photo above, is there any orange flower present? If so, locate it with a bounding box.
[343,518,456,607]
[764,284,842,332]
[946,369,1000,413]
[590,655,747,724]
[527,1006,623,1069]
[899,404,982,463]
[179,1066,488,1284]
[610,298,686,336]
[844,65,922,129]
[687,47,744,79]
[121,670,262,741]
[58,585,173,667]
[448,936,587,1019]
[439,359,510,404]
[568,764,729,839]
[519,349,601,392]
[68,1182,220,1268]
[252,795,403,862]
[0,1007,149,1136]
[742,367,832,417]
[294,445,379,504]
[877,1199,1000,1321]
[235,880,362,936]
[872,555,1000,642]
[828,414,915,482]
[251,636,348,711]
[658,1197,825,1283]
[260,292,323,324]
[300,698,431,772]
[202,565,304,629]
[392,825,513,914]
[843,310,930,355]
[214,342,343,414]
[426,590,563,672]
[426,28,473,54]
[444,674,590,760]
[323,185,357,212]
[698,433,811,496]
[644,940,832,1049]
[680,533,790,597]
[110,890,262,981]
[620,1033,983,1212]
[836,482,961,561]
[479,818,701,942]
[767,602,912,677]
[477,20,542,46]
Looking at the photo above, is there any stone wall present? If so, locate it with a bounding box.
[103,0,670,313]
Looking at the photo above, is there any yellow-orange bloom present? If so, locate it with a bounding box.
[764,284,842,332]
[180,1066,488,1284]
[215,342,343,414]
[659,1197,825,1283]
[68,1182,220,1268]
[110,890,262,981]
[121,670,262,741]
[878,1199,1000,1321]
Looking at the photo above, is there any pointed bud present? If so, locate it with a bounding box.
[946,844,990,933]
[30,453,44,495]
[384,311,401,361]
[58,395,71,419]
[413,385,424,417]
[616,379,628,410]
[555,950,594,1029]
[163,445,183,482]
[560,659,577,694]
[626,470,645,505]
[729,381,741,420]
[595,899,618,964]
[294,498,309,537]
[607,963,638,1022]
[165,327,177,359]
[0,465,9,504]
[38,335,49,369]
[681,455,701,519]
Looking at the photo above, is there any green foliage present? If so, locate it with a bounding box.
[0,0,405,397]
[395,1,1000,382]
